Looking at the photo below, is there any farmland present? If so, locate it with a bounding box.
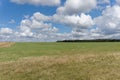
[0,42,120,80]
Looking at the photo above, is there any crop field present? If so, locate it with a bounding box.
[0,42,120,80]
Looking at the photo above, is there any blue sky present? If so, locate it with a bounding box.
[0,0,120,42]
[0,0,57,26]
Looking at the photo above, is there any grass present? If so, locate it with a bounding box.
[0,42,120,80]
[0,42,120,61]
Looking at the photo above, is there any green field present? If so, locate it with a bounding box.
[0,42,120,80]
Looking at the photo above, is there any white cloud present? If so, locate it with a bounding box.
[57,0,97,15]
[53,13,94,39]
[31,12,51,21]
[0,28,15,41]
[94,5,120,36]
[19,26,33,37]
[0,28,13,34]
[11,0,61,6]
[3,0,120,41]
[17,12,88,41]
[0,12,61,42]
[53,13,94,29]
[16,12,60,41]
[1,12,94,41]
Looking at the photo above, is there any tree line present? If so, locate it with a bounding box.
[57,39,120,42]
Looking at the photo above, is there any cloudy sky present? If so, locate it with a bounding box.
[0,0,120,42]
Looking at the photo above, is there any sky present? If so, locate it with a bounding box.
[0,0,120,42]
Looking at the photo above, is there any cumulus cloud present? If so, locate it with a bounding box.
[31,12,51,21]
[0,13,95,41]
[3,0,120,41]
[94,5,120,37]
[53,13,94,29]
[0,28,13,34]
[19,12,94,41]
[11,0,61,6]
[0,28,15,41]
[17,12,94,41]
[1,0,96,41]
[19,26,33,37]
[0,12,73,42]
[57,0,97,15]
[16,12,61,41]
[53,13,94,39]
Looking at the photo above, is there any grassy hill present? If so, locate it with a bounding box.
[0,42,120,80]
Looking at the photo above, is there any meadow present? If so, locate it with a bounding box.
[0,42,120,80]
